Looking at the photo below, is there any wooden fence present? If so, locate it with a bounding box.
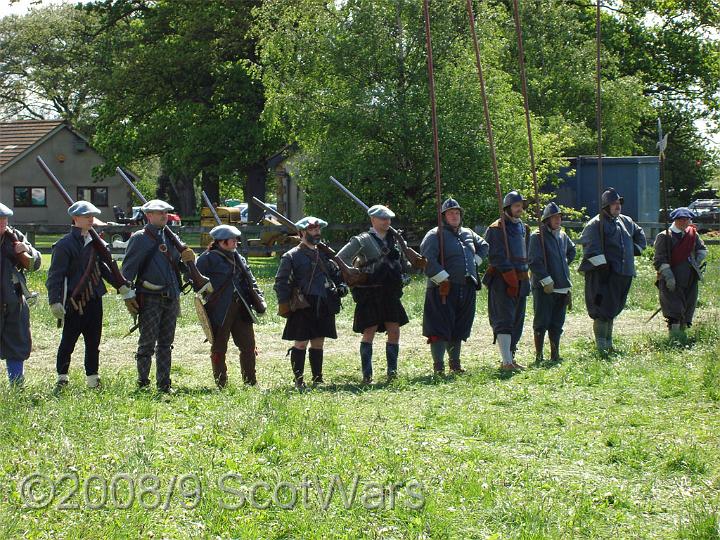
[17,220,720,256]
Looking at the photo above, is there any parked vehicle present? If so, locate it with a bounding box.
[688,199,720,232]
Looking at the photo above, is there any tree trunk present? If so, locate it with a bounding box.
[245,161,267,223]
[171,171,197,217]
[202,170,220,206]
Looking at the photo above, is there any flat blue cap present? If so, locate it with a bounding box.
[209,224,242,240]
[295,216,328,230]
[141,199,174,212]
[0,202,13,217]
[68,200,101,217]
[669,207,695,220]
[367,204,395,219]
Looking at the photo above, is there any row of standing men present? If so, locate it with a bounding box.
[0,187,707,389]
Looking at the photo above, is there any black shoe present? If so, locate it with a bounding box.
[361,376,373,385]
[53,379,69,394]
[158,385,175,395]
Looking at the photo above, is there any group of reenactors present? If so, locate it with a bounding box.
[0,186,709,389]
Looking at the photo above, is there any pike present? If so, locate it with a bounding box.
[36,157,130,316]
[250,197,366,287]
[201,191,267,322]
[328,176,427,269]
[422,0,447,303]
[116,167,209,293]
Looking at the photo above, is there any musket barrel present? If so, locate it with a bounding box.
[37,157,73,206]
[201,191,222,225]
[329,176,369,211]
[116,167,148,203]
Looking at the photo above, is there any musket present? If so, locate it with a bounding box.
[201,191,267,315]
[328,176,427,269]
[1,228,35,271]
[116,167,209,292]
[36,157,130,313]
[1,229,38,307]
[250,197,366,287]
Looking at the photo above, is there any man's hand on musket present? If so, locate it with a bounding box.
[122,288,140,315]
[181,248,196,263]
[411,256,428,270]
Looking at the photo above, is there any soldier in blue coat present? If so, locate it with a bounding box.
[337,204,411,384]
[420,198,488,374]
[46,201,130,390]
[528,202,577,363]
[653,207,707,339]
[121,199,203,392]
[0,202,41,385]
[274,217,348,388]
[196,225,265,388]
[577,188,647,352]
[481,191,531,371]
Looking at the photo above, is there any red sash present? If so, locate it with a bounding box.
[670,226,696,267]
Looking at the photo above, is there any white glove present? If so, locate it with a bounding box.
[660,266,676,292]
[122,288,136,300]
[50,302,66,319]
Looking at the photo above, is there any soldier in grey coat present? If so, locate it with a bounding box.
[337,204,410,384]
[121,199,204,392]
[420,198,488,374]
[528,202,576,363]
[0,202,41,385]
[482,191,531,371]
[577,188,647,352]
[653,207,707,339]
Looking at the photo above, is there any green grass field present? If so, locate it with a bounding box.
[1,246,719,538]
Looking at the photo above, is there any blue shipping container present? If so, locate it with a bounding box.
[552,156,660,222]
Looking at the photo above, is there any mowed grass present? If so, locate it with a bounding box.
[1,245,719,538]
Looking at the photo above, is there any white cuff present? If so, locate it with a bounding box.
[658,263,670,272]
[122,288,136,300]
[474,254,483,266]
[118,285,131,296]
[430,270,450,284]
[539,276,554,287]
[588,254,607,266]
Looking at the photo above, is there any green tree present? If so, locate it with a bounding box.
[256,0,574,226]
[89,0,277,217]
[0,5,106,131]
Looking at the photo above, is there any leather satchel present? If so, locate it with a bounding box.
[289,286,311,312]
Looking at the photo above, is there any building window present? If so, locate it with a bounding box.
[14,187,47,207]
[77,186,109,207]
